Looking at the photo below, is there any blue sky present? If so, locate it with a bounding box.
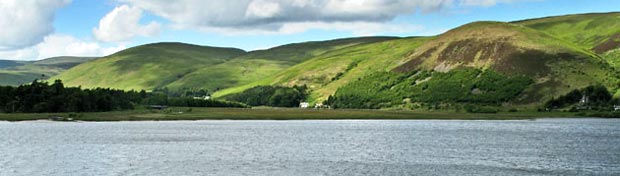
[0,0,618,60]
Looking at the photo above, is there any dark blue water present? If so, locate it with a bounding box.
[1,119,619,175]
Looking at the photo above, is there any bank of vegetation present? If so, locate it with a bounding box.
[0,80,247,113]
[325,68,532,110]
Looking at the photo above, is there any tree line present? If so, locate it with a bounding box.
[326,68,533,109]
[0,80,146,113]
[545,85,616,110]
[0,80,248,113]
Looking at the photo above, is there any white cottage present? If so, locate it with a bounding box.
[299,102,310,108]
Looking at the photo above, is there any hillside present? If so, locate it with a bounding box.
[0,57,96,86]
[53,37,394,91]
[23,12,620,108]
[350,21,618,107]
[52,42,246,90]
[161,37,398,91]
[221,17,620,108]
[514,12,620,53]
[214,37,431,102]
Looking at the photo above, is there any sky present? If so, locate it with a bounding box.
[0,0,617,61]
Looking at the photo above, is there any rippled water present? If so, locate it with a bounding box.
[1,119,619,175]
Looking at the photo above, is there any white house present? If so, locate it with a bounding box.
[614,105,620,111]
[299,102,310,108]
[314,103,324,108]
[193,95,211,100]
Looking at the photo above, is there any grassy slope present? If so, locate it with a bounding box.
[392,21,617,105]
[0,57,96,86]
[214,37,431,102]
[514,12,620,50]
[220,19,619,107]
[165,37,398,91]
[33,56,98,69]
[53,43,246,90]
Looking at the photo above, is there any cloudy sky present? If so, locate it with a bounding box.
[0,0,617,60]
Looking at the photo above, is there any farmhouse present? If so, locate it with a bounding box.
[193,95,211,100]
[299,102,310,108]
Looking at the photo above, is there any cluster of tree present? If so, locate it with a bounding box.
[545,85,615,110]
[0,80,146,113]
[0,80,253,113]
[225,85,307,107]
[327,68,533,109]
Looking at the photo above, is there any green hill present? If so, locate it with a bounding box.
[55,37,395,92]
[157,37,397,91]
[327,21,616,109]
[514,12,620,72]
[27,12,620,108]
[221,16,620,108]
[33,56,98,69]
[0,57,96,86]
[514,12,620,52]
[52,42,246,90]
[213,37,431,102]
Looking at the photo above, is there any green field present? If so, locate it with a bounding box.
[0,107,581,122]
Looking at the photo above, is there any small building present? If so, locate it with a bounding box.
[299,102,310,108]
[580,95,589,104]
[314,103,323,109]
[193,95,211,100]
[614,105,620,111]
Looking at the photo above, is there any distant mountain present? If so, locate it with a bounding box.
[0,57,96,86]
[33,56,98,69]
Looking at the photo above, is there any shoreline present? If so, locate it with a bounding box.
[3,117,605,123]
[0,107,587,122]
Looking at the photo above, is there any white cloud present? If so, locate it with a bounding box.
[200,21,424,36]
[0,0,70,50]
[120,0,527,35]
[459,0,520,6]
[93,5,161,42]
[246,0,282,18]
[0,34,126,61]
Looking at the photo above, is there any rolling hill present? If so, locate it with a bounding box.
[0,57,96,86]
[389,21,617,105]
[52,42,246,90]
[218,13,620,108]
[514,12,620,70]
[25,12,620,108]
[513,12,620,52]
[55,37,397,91]
[213,37,431,102]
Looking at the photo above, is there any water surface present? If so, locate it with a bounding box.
[1,119,619,175]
